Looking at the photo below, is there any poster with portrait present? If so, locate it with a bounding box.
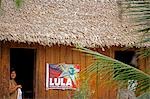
[46,63,80,90]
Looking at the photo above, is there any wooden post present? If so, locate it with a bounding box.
[1,42,10,99]
[0,42,2,98]
[36,46,46,99]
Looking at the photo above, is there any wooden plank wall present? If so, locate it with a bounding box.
[0,42,2,98]
[2,42,149,99]
[96,48,117,99]
[139,55,150,74]
[45,45,82,99]
[0,43,10,99]
[146,56,150,75]
[44,45,117,99]
[36,46,46,99]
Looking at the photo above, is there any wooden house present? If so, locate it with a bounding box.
[0,0,149,99]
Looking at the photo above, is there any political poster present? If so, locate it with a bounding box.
[46,63,80,90]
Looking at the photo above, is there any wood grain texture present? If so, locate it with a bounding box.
[0,42,2,98]
[146,56,150,75]
[59,45,68,99]
[37,46,46,99]
[1,43,10,99]
[1,42,148,99]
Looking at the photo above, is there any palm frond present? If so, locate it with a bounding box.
[137,92,150,99]
[15,0,23,8]
[73,47,150,98]
[121,0,150,58]
[0,0,1,8]
[0,0,23,8]
[137,48,150,58]
[72,80,92,99]
[122,0,150,32]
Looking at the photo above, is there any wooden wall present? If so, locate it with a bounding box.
[37,45,116,99]
[146,56,150,75]
[0,42,149,99]
[43,45,93,99]
[0,42,10,99]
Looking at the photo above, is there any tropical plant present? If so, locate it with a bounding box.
[15,0,23,8]
[137,92,150,99]
[72,47,150,99]
[121,0,150,98]
[72,1,150,98]
[0,0,23,8]
[121,0,150,57]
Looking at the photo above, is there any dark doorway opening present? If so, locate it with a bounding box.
[10,48,36,99]
[115,51,137,68]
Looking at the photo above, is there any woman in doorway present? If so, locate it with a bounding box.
[9,69,22,99]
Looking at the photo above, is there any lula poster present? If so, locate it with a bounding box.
[46,63,80,90]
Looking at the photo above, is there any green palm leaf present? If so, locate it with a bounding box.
[137,92,150,99]
[72,47,150,98]
[0,0,23,8]
[15,0,23,8]
[121,0,150,58]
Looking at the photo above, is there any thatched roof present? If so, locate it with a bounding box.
[0,0,149,47]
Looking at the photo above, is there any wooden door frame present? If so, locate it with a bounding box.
[3,42,39,99]
[0,42,10,98]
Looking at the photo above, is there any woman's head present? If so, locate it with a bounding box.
[10,69,16,79]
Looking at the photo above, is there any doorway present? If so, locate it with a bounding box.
[10,48,36,99]
[115,51,138,68]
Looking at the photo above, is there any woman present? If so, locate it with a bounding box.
[9,69,22,99]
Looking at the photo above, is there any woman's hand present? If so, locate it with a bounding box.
[16,85,22,89]
[10,85,22,94]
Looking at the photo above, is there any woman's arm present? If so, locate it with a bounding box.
[9,80,22,94]
[9,85,18,94]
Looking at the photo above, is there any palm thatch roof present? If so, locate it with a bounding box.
[0,0,149,47]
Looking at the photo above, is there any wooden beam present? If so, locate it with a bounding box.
[1,43,10,99]
[36,46,46,99]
